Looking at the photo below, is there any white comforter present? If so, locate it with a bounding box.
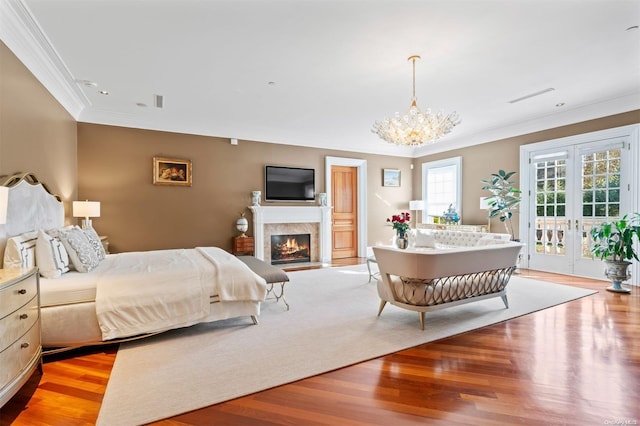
[95,247,267,340]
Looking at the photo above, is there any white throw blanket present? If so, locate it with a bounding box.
[95,247,266,340]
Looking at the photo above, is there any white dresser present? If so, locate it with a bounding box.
[0,268,41,408]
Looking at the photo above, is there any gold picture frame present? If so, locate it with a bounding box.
[383,168,401,187]
[153,157,192,186]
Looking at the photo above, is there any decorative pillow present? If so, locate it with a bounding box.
[3,231,38,268]
[414,229,437,248]
[36,230,70,279]
[81,226,106,261]
[56,226,100,273]
[476,234,509,246]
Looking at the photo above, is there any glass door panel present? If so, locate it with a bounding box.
[574,144,627,277]
[529,153,573,274]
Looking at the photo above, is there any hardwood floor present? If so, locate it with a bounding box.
[2,262,638,425]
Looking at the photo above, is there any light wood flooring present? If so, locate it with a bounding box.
[1,260,638,425]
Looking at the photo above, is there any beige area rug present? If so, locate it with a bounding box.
[97,265,596,425]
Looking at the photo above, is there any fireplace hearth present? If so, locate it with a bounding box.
[271,234,311,265]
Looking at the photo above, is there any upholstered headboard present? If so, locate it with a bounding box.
[0,173,65,263]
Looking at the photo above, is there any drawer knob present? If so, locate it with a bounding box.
[18,289,27,295]
[21,342,30,349]
[20,313,28,320]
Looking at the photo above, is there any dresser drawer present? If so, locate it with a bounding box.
[0,321,40,390]
[0,271,38,319]
[0,296,39,351]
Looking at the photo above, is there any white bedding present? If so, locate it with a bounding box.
[89,247,265,340]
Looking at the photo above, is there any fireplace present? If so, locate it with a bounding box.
[271,234,311,265]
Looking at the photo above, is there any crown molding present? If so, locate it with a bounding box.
[0,0,88,118]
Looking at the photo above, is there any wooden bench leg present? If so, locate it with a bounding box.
[377,300,387,316]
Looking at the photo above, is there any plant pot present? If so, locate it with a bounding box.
[604,260,632,293]
[396,232,408,249]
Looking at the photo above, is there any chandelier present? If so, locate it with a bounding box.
[372,55,460,147]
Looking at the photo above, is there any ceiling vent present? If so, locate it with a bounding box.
[508,88,555,104]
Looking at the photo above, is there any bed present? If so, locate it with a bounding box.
[0,173,267,352]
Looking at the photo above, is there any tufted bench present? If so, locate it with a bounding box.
[372,230,522,329]
[237,256,291,310]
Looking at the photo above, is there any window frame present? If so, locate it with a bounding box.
[421,156,462,223]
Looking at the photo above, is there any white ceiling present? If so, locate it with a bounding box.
[1,0,639,158]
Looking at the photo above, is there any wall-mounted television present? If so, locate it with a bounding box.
[265,165,315,202]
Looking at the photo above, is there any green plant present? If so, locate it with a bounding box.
[590,213,640,262]
[481,169,522,240]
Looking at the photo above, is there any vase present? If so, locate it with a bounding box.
[604,260,632,293]
[396,232,408,249]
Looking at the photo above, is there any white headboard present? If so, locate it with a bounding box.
[0,173,65,263]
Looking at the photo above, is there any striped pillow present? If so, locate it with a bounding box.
[36,230,70,279]
[3,231,38,268]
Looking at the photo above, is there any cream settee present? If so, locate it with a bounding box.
[372,229,522,329]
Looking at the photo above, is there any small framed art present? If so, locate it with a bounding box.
[153,157,192,186]
[383,168,401,187]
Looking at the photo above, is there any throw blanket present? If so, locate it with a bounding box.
[95,248,267,340]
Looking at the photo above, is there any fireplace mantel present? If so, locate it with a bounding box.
[249,206,332,263]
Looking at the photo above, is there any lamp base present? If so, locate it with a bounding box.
[81,219,93,229]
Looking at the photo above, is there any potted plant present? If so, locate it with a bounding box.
[387,211,411,249]
[590,213,640,293]
[481,169,522,240]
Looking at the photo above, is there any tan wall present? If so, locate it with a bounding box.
[0,41,77,212]
[77,124,412,252]
[412,110,640,238]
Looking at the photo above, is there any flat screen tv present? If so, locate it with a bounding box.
[265,165,315,202]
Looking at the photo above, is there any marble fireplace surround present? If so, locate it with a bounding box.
[249,206,332,264]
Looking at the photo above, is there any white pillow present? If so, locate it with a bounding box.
[82,227,106,260]
[414,229,437,248]
[476,234,509,246]
[3,231,38,268]
[56,226,100,273]
[36,230,70,279]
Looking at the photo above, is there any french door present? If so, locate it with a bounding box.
[526,138,633,279]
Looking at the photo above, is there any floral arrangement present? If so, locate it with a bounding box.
[387,211,411,236]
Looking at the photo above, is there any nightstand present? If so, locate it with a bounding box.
[100,236,110,254]
[0,268,41,408]
[232,236,254,256]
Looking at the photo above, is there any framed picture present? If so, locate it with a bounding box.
[153,157,192,186]
[383,168,401,187]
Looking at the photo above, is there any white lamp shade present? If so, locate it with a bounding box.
[479,197,491,210]
[73,201,101,218]
[409,200,425,210]
[0,186,8,224]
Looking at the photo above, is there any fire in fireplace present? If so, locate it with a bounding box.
[271,234,311,265]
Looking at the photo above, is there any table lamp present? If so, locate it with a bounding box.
[0,186,8,224]
[480,197,491,232]
[409,200,425,227]
[73,200,100,229]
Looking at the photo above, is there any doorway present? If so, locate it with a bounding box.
[520,125,639,283]
[325,156,368,260]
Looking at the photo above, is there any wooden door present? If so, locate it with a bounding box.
[331,166,358,259]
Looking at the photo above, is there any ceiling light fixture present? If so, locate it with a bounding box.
[372,55,460,147]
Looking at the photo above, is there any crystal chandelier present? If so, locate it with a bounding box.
[372,55,460,147]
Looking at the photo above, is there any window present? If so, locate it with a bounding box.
[421,157,461,222]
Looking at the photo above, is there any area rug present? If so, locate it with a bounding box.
[97,265,596,425]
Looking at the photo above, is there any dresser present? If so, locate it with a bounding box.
[232,236,255,256]
[0,268,41,408]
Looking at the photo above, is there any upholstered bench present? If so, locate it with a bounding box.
[237,256,291,310]
[372,229,522,329]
